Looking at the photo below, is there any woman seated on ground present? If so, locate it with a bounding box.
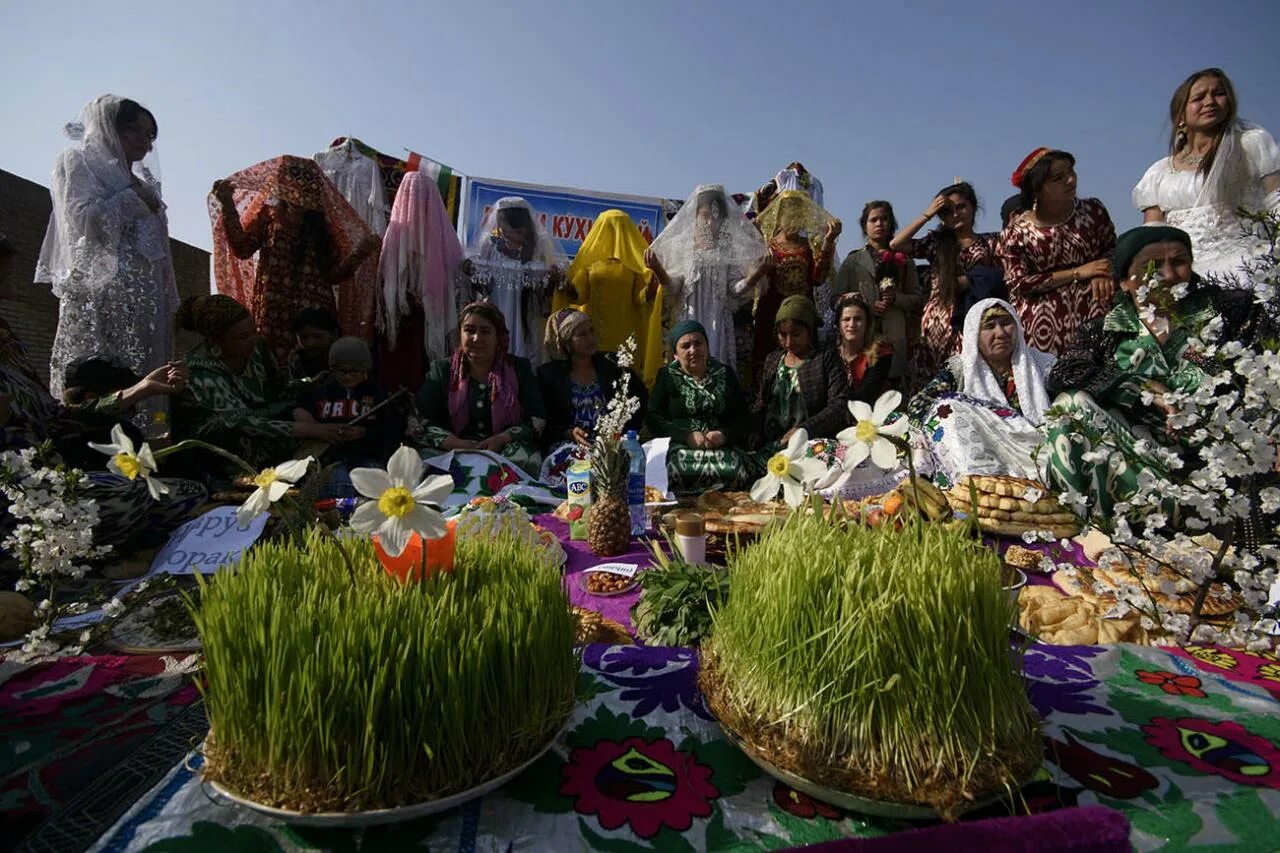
[647,320,754,493]
[538,308,646,490]
[1044,225,1271,522]
[173,295,354,473]
[0,314,205,553]
[909,298,1056,489]
[834,293,893,403]
[418,301,545,477]
[751,295,851,452]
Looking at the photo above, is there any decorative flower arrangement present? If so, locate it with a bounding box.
[1041,220,1280,649]
[875,250,909,295]
[749,429,828,508]
[700,509,1040,820]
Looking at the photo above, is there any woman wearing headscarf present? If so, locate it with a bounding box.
[1044,226,1271,522]
[751,191,842,383]
[1134,68,1280,281]
[417,301,545,476]
[647,319,754,493]
[751,295,850,450]
[553,209,663,386]
[377,170,466,370]
[830,200,923,387]
[909,299,1056,489]
[645,184,769,371]
[467,196,564,360]
[173,295,352,469]
[210,156,381,366]
[35,95,179,403]
[998,148,1117,356]
[891,182,1006,390]
[537,308,646,490]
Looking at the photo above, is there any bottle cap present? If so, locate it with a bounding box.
[624,430,638,440]
[675,512,704,537]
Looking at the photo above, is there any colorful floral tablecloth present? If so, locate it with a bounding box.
[84,642,1280,852]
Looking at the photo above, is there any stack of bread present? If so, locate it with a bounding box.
[1054,551,1241,621]
[947,475,1082,539]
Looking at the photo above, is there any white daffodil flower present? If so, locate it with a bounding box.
[837,390,909,471]
[749,429,827,508]
[349,446,453,557]
[236,457,314,526]
[88,424,168,500]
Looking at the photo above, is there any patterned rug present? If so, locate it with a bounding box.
[87,642,1280,852]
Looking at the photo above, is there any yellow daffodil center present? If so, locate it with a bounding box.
[378,485,416,518]
[113,452,142,480]
[767,453,790,478]
[253,469,279,489]
[855,420,878,443]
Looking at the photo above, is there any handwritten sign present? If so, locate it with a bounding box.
[587,562,640,579]
[148,506,269,575]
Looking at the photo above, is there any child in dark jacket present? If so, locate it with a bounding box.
[294,337,405,497]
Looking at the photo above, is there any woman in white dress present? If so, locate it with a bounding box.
[644,184,770,370]
[465,197,564,361]
[35,95,178,400]
[908,298,1056,489]
[1133,68,1280,282]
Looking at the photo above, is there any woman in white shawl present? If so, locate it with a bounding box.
[907,298,1056,488]
[465,196,564,360]
[35,94,178,400]
[1133,68,1280,281]
[644,184,769,369]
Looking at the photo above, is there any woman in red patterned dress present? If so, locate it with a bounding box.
[997,149,1116,356]
[891,181,1003,390]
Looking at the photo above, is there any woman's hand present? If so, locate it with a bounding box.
[872,298,891,316]
[704,430,726,449]
[570,426,590,447]
[687,430,707,449]
[1076,258,1112,281]
[923,195,949,220]
[478,432,512,452]
[1089,276,1115,304]
[212,180,236,207]
[825,219,843,242]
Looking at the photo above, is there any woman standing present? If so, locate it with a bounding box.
[891,182,1004,386]
[417,301,545,476]
[998,149,1116,356]
[645,184,769,371]
[36,95,179,401]
[1134,68,1280,281]
[831,200,923,386]
[751,191,841,380]
[647,320,754,493]
[834,294,893,403]
[467,197,564,360]
[210,156,381,366]
[537,309,646,489]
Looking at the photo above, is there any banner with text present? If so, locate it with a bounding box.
[462,178,667,261]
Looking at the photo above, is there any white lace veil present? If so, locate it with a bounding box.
[35,94,169,297]
[1194,119,1264,209]
[649,184,767,278]
[467,196,563,267]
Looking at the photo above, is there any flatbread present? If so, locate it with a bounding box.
[961,475,1047,498]
[977,517,1081,539]
[949,489,1064,514]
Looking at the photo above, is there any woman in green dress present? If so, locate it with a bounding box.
[1044,225,1270,522]
[647,319,754,493]
[417,301,545,477]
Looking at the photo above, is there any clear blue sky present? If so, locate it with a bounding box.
[3,0,1278,252]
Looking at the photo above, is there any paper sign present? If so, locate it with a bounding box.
[148,506,269,575]
[587,562,639,578]
[642,437,671,500]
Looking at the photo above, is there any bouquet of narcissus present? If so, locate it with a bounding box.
[700,509,1040,820]
[191,527,577,813]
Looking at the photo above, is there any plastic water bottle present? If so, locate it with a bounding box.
[621,430,646,536]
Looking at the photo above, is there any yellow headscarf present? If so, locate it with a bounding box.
[754,190,835,261]
[565,209,652,283]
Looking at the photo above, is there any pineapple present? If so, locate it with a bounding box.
[589,434,631,556]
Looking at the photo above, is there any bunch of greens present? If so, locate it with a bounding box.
[701,509,1039,820]
[631,535,729,647]
[191,527,577,813]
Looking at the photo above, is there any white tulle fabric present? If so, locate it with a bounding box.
[35,94,177,398]
[649,185,767,368]
[960,298,1057,426]
[315,140,388,236]
[1132,122,1280,281]
[467,197,564,359]
[377,171,465,360]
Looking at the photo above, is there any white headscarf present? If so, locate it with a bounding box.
[467,196,562,267]
[960,298,1056,425]
[35,94,171,297]
[648,184,766,278]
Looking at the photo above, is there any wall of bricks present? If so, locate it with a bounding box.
[0,168,210,385]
